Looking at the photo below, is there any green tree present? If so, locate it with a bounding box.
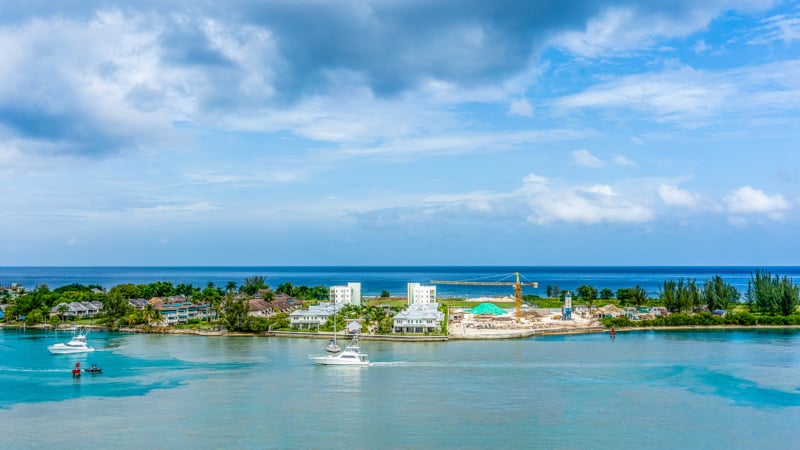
[577,285,598,311]
[196,286,222,323]
[13,283,51,317]
[600,288,613,300]
[57,303,69,323]
[276,282,295,296]
[748,269,777,314]
[225,281,238,295]
[617,288,635,307]
[546,285,561,298]
[103,291,133,321]
[675,278,701,312]
[703,275,738,311]
[175,283,196,298]
[242,276,268,296]
[142,304,157,326]
[380,290,390,298]
[378,316,393,334]
[777,277,800,316]
[269,313,290,330]
[220,295,250,331]
[25,309,44,325]
[631,285,648,308]
[747,269,798,316]
[659,281,678,312]
[109,283,141,300]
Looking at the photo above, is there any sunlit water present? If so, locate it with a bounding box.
[1,328,799,449]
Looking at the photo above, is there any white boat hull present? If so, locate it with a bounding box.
[310,355,369,366]
[47,344,95,354]
[48,330,94,354]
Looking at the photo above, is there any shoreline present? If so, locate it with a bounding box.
[4,322,800,340]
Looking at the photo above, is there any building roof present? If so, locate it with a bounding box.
[394,303,444,320]
[289,302,338,317]
[248,298,271,312]
[346,321,362,332]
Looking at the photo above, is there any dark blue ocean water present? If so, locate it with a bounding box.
[1,266,799,297]
[1,328,799,449]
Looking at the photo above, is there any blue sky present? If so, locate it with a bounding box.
[1,0,799,266]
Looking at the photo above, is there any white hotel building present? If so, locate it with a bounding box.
[407,283,436,306]
[330,282,362,307]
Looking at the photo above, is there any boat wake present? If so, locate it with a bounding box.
[0,367,69,373]
[369,361,442,367]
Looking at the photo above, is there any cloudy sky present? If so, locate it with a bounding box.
[2,0,799,266]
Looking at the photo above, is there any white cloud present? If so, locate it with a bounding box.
[554,60,800,127]
[508,98,533,117]
[520,173,653,224]
[693,39,711,54]
[613,155,637,166]
[550,2,775,57]
[724,185,790,218]
[571,149,605,168]
[658,184,701,207]
[349,173,655,228]
[747,12,800,44]
[129,202,219,216]
[327,128,588,161]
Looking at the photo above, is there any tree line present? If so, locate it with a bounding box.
[544,269,799,316]
[2,276,329,330]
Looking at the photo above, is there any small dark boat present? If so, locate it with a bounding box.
[84,364,103,374]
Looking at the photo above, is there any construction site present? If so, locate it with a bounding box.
[433,272,605,339]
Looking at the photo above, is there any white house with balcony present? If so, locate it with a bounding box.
[289,302,341,329]
[330,282,361,306]
[393,302,444,334]
[407,283,436,306]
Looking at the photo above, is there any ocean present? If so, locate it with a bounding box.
[2,266,799,297]
[1,328,799,449]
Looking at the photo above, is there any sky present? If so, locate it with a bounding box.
[1,0,799,266]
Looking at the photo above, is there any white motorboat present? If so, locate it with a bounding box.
[311,335,369,366]
[48,329,95,354]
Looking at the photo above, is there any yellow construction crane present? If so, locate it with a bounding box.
[430,272,538,322]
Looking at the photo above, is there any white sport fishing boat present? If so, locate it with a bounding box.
[48,328,95,354]
[311,335,369,366]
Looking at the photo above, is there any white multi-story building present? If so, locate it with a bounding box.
[407,283,436,306]
[330,282,361,306]
[393,302,444,333]
[289,302,340,329]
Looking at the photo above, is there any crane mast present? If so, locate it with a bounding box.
[431,272,538,322]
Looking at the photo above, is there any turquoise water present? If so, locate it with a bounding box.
[1,329,799,449]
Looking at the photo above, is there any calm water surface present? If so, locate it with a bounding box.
[3,266,799,297]
[1,328,799,449]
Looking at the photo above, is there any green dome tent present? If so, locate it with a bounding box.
[469,303,507,315]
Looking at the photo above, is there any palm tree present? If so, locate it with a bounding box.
[142,304,155,326]
[127,313,139,327]
[226,281,237,295]
[151,308,162,326]
[57,303,69,324]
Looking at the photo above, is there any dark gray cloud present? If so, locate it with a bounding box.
[237,0,603,97]
[0,0,754,158]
